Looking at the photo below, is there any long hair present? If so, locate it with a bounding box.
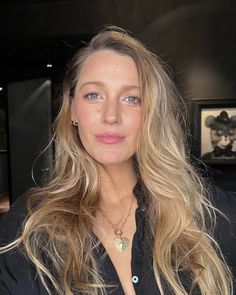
[0,26,232,295]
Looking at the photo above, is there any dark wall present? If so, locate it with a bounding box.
[8,78,52,202]
[0,0,235,196]
[141,3,236,100]
[0,89,9,195]
[139,2,236,191]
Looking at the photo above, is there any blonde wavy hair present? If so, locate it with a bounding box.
[1,26,232,295]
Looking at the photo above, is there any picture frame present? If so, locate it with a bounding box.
[190,98,236,164]
[0,128,7,152]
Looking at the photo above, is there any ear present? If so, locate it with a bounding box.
[205,115,215,128]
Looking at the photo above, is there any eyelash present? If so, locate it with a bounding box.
[123,96,141,105]
[84,92,102,101]
[83,93,141,105]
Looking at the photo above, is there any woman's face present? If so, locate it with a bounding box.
[71,49,142,166]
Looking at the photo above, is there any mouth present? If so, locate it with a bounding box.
[95,133,125,144]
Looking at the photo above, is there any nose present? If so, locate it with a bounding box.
[101,99,121,125]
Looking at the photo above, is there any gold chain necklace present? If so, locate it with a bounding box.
[99,198,135,253]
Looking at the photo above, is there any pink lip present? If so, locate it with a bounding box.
[95,133,125,144]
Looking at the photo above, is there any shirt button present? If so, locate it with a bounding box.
[132,275,139,284]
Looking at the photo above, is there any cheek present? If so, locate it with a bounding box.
[127,115,142,139]
[230,130,236,140]
[76,102,99,127]
[210,130,220,142]
[75,111,95,144]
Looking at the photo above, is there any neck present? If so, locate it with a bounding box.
[98,161,137,206]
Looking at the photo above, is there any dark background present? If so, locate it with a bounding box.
[0,0,235,203]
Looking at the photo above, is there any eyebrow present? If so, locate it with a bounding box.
[78,81,140,91]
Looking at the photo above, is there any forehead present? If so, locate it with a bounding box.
[77,49,139,84]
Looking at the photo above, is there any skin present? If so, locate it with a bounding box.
[71,49,142,167]
[71,49,142,295]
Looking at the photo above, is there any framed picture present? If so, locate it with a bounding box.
[0,128,7,152]
[191,98,236,164]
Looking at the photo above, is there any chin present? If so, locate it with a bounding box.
[97,158,127,166]
[218,144,229,149]
[93,154,133,167]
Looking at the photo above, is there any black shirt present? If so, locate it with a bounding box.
[0,184,235,295]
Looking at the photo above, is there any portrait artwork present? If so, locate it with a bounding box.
[200,108,236,161]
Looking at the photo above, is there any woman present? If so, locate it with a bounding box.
[0,26,234,295]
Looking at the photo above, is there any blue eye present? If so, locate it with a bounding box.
[123,96,141,105]
[84,93,102,101]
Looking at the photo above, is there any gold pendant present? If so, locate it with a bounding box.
[113,236,129,252]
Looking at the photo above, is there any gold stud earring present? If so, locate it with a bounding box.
[72,120,78,126]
